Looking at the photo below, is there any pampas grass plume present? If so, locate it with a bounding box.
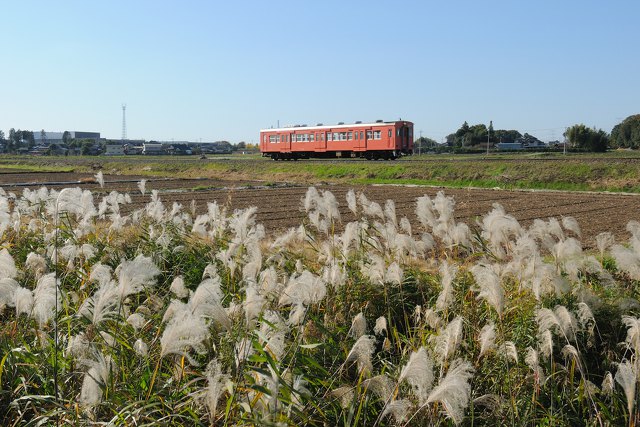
[426,359,474,425]
[399,347,434,404]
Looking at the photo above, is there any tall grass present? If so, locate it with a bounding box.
[0,183,640,425]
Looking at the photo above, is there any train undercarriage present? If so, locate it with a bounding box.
[266,150,411,161]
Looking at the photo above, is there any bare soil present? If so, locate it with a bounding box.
[2,171,638,249]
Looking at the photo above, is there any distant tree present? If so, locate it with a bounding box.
[8,128,17,152]
[40,129,47,145]
[610,114,640,149]
[24,131,35,149]
[414,136,438,152]
[62,131,71,145]
[564,124,609,152]
[493,129,522,143]
[0,130,5,144]
[235,141,246,151]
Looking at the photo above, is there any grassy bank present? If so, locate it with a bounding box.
[1,152,639,192]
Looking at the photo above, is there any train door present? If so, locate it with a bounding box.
[318,132,327,151]
[285,133,292,151]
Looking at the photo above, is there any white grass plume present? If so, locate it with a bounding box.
[385,261,403,285]
[201,359,230,420]
[134,338,148,357]
[94,171,104,188]
[358,192,384,219]
[601,371,614,395]
[15,286,34,316]
[346,189,357,214]
[126,313,146,331]
[116,254,160,300]
[621,315,640,355]
[498,341,518,363]
[0,248,17,279]
[478,322,496,358]
[363,374,395,402]
[611,244,640,280]
[470,264,504,316]
[137,179,147,195]
[160,306,209,366]
[381,399,413,424]
[374,316,387,336]
[24,252,46,280]
[595,232,615,259]
[479,203,522,259]
[244,284,265,324]
[436,261,458,312]
[79,351,114,410]
[615,359,637,420]
[189,276,230,330]
[431,316,464,364]
[330,386,354,409]
[562,216,581,238]
[536,305,577,342]
[78,280,121,325]
[399,347,434,405]
[538,329,554,361]
[279,270,327,308]
[349,312,367,338]
[426,359,475,425]
[32,273,61,327]
[170,275,190,299]
[0,277,18,311]
[345,335,376,375]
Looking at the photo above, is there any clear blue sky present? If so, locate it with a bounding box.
[1,1,638,143]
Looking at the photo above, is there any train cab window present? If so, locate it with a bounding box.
[397,129,401,137]
[388,130,392,138]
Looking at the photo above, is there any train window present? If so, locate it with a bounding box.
[360,131,364,139]
[339,132,347,141]
[409,128,413,137]
[366,130,372,140]
[310,133,315,142]
[397,129,401,137]
[355,132,358,140]
[347,131,353,140]
[374,130,381,140]
[263,135,267,143]
[327,133,332,141]
[388,129,392,138]
[333,132,339,141]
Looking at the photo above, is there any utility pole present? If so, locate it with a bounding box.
[487,120,492,155]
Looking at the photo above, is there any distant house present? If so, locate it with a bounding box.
[497,142,524,150]
[168,143,192,155]
[142,143,164,155]
[104,144,126,155]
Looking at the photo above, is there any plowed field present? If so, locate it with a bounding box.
[1,171,637,249]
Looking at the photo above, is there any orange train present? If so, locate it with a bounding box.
[260,120,413,160]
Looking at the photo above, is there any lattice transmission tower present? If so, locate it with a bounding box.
[121,104,127,143]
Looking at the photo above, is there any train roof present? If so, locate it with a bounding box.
[260,120,412,133]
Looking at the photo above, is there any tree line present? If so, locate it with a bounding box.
[441,114,640,152]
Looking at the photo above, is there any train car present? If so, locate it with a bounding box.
[260,120,413,160]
